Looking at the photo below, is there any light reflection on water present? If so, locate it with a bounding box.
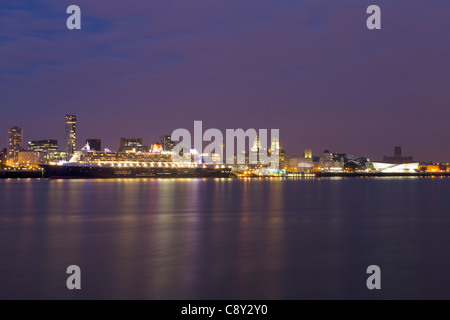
[1,178,450,299]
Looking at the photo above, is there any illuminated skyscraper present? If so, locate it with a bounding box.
[160,135,176,151]
[65,114,77,155]
[8,126,23,161]
[250,136,261,165]
[304,149,312,159]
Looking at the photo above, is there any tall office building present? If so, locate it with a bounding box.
[394,146,402,159]
[304,149,312,159]
[279,147,286,170]
[249,136,261,165]
[160,135,176,151]
[86,139,101,151]
[65,114,77,155]
[8,126,23,161]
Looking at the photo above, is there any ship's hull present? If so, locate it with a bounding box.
[41,164,232,179]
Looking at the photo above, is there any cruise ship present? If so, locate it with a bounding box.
[41,147,232,179]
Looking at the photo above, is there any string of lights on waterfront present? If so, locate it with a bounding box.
[2,114,450,177]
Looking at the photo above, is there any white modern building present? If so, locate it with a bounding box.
[372,162,419,173]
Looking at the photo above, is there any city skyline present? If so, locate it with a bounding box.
[1,1,449,161]
[0,115,439,164]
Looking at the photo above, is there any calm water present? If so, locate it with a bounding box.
[0,177,449,299]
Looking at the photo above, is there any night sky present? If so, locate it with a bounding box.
[1,0,449,162]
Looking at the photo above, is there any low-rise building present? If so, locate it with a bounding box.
[45,151,68,163]
[372,162,419,173]
[18,150,44,165]
[314,150,345,172]
[0,148,7,166]
[28,140,58,152]
[285,149,313,173]
[286,157,313,172]
[418,164,446,173]
[119,138,148,153]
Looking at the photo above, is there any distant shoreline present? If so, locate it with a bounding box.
[314,172,450,178]
[2,169,450,179]
[0,169,43,179]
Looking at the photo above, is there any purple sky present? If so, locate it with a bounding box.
[1,0,449,161]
